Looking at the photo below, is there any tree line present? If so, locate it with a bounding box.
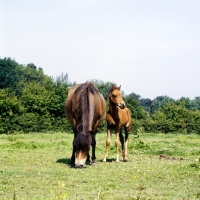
[0,57,200,134]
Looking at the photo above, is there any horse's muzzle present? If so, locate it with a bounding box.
[75,164,85,168]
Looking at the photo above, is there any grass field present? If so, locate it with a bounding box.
[0,132,200,200]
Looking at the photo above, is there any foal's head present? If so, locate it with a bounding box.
[109,85,125,109]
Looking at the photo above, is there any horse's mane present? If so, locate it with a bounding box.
[76,82,99,134]
[73,82,99,149]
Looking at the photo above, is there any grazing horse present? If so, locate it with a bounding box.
[103,85,131,162]
[65,82,106,167]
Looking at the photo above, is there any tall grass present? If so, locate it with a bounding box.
[0,132,199,199]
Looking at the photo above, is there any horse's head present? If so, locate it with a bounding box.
[109,85,126,109]
[73,133,91,167]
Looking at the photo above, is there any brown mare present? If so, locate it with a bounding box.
[65,82,106,167]
[103,85,131,162]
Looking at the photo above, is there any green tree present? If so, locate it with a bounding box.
[150,96,175,115]
[21,76,69,113]
[127,92,141,100]
[125,94,148,120]
[0,89,24,133]
[140,98,152,113]
[91,79,116,101]
[27,63,37,69]
[178,97,197,111]
[50,73,69,117]
[195,97,200,110]
[0,89,23,119]
[0,58,18,89]
[21,82,51,116]
[152,101,200,134]
[15,64,54,97]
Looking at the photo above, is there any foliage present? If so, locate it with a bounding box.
[51,73,69,117]
[195,97,200,110]
[15,64,54,97]
[1,57,200,134]
[125,94,148,120]
[140,98,152,112]
[90,79,116,101]
[0,89,23,118]
[151,101,200,134]
[149,95,175,114]
[21,82,51,116]
[0,58,72,133]
[0,58,18,89]
[177,97,199,111]
[0,89,24,133]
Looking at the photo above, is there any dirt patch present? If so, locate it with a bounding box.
[159,154,184,161]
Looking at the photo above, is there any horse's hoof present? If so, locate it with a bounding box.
[69,164,75,168]
[103,159,106,162]
[75,165,85,168]
[86,160,91,164]
[91,162,97,166]
[116,160,119,163]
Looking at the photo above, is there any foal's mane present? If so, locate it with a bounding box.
[109,84,121,94]
[76,82,99,134]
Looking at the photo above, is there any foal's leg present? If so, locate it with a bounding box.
[103,128,111,162]
[123,126,129,161]
[119,128,125,161]
[103,114,115,162]
[115,126,121,162]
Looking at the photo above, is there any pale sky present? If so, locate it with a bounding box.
[1,0,200,100]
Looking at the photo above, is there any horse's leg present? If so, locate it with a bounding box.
[70,131,76,167]
[91,134,97,166]
[103,127,111,162]
[70,146,76,167]
[123,126,129,162]
[119,128,125,161]
[86,153,90,163]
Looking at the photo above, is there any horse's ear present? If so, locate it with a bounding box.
[118,85,121,91]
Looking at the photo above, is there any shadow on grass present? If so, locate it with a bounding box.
[56,158,71,165]
[100,158,116,162]
[56,158,94,168]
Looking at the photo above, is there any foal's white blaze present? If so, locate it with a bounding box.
[75,150,87,167]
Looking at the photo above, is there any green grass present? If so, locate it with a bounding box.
[0,132,200,200]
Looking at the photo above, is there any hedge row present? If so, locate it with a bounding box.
[1,115,199,134]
